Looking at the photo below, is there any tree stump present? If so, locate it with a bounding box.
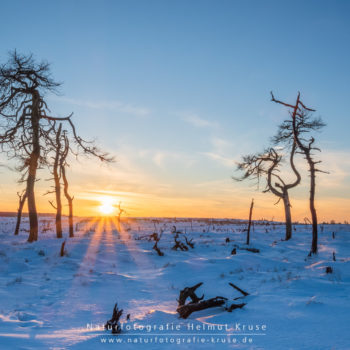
[105,304,123,334]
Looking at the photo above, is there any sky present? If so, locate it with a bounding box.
[0,0,349,222]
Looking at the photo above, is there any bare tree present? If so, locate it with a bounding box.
[246,198,254,244]
[116,202,125,222]
[0,51,113,242]
[235,144,301,241]
[48,123,63,238]
[271,92,325,254]
[60,131,74,238]
[14,189,27,235]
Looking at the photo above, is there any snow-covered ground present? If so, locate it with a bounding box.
[0,216,349,350]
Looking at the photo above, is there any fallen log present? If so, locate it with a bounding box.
[233,244,260,253]
[176,282,248,319]
[243,247,260,253]
[177,296,227,319]
[178,282,204,306]
[226,302,246,312]
[229,282,249,297]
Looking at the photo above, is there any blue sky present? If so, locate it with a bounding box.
[0,0,349,220]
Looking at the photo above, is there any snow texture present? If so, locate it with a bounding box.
[0,216,349,349]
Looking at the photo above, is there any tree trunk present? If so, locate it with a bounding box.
[27,91,40,243]
[177,297,227,319]
[14,191,27,235]
[283,191,292,241]
[61,165,74,237]
[298,145,318,254]
[309,161,318,254]
[246,199,254,245]
[291,94,318,254]
[67,197,74,238]
[53,174,62,238]
[53,124,63,238]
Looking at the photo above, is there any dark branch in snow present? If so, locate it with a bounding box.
[105,304,123,334]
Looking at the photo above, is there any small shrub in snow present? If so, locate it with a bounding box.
[325,266,333,274]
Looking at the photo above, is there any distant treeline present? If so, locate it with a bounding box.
[0,212,55,218]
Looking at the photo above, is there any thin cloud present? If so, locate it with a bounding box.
[201,152,235,168]
[50,96,151,116]
[181,112,219,128]
[200,137,237,168]
[151,150,195,168]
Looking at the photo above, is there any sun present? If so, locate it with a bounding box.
[98,197,115,215]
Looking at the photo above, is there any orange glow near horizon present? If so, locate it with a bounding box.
[0,143,349,223]
[0,187,349,223]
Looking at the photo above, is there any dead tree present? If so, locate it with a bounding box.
[0,52,59,242]
[47,126,75,238]
[150,231,164,256]
[271,92,325,254]
[246,199,254,244]
[14,189,27,235]
[48,123,63,238]
[171,229,193,251]
[60,132,74,237]
[235,145,301,241]
[115,202,126,232]
[116,202,125,222]
[184,235,194,248]
[0,52,113,242]
[172,237,188,251]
